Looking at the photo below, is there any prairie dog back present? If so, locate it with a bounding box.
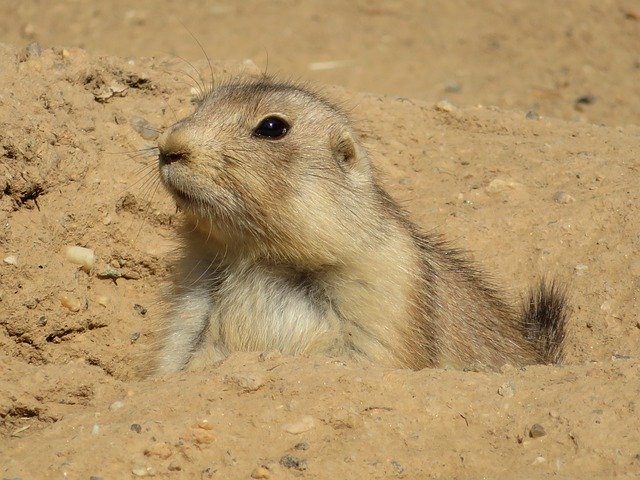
[154,77,567,374]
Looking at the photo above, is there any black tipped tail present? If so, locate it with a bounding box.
[522,280,568,364]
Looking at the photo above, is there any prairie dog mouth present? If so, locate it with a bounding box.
[159,167,196,208]
[159,166,231,224]
[167,186,192,206]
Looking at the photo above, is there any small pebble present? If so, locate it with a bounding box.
[391,460,405,475]
[96,295,109,307]
[64,245,95,271]
[258,350,282,362]
[225,372,265,392]
[144,442,173,459]
[497,382,515,398]
[91,424,100,435]
[132,467,156,477]
[529,423,546,438]
[434,99,457,113]
[60,295,83,312]
[3,255,18,266]
[294,442,309,451]
[24,298,37,309]
[328,408,363,429]
[575,95,595,105]
[94,82,128,102]
[168,461,182,472]
[553,191,575,204]
[192,428,215,444]
[23,23,36,38]
[242,58,261,75]
[308,60,347,71]
[525,110,540,120]
[574,264,588,276]
[250,467,271,479]
[201,466,217,477]
[130,423,142,434]
[130,116,160,140]
[37,315,47,327]
[98,266,121,279]
[195,419,214,430]
[485,178,523,194]
[279,454,307,471]
[133,304,147,316]
[282,416,316,434]
[532,456,546,465]
[109,400,125,411]
[624,8,640,20]
[25,41,43,57]
[444,81,462,93]
[612,353,631,361]
[130,331,141,342]
[123,270,141,280]
[574,95,594,112]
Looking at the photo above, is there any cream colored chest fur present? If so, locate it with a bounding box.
[158,258,346,372]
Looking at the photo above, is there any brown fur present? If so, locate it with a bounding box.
[153,77,567,374]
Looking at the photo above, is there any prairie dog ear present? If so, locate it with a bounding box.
[331,128,359,170]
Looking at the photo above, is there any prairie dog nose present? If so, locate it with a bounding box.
[158,126,192,165]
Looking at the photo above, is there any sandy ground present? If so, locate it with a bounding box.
[1,1,639,478]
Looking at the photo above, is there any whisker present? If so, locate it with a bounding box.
[161,97,179,124]
[109,160,157,201]
[104,146,159,158]
[133,177,163,244]
[174,54,206,99]
[179,19,215,96]
[263,48,270,76]
[137,170,162,198]
[159,66,204,101]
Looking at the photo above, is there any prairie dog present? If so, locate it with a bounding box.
[155,77,567,373]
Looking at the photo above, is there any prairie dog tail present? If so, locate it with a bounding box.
[521,280,568,364]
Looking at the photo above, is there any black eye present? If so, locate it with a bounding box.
[253,116,289,139]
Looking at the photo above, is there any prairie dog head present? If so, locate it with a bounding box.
[158,78,382,266]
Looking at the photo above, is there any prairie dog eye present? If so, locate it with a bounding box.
[253,116,290,139]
